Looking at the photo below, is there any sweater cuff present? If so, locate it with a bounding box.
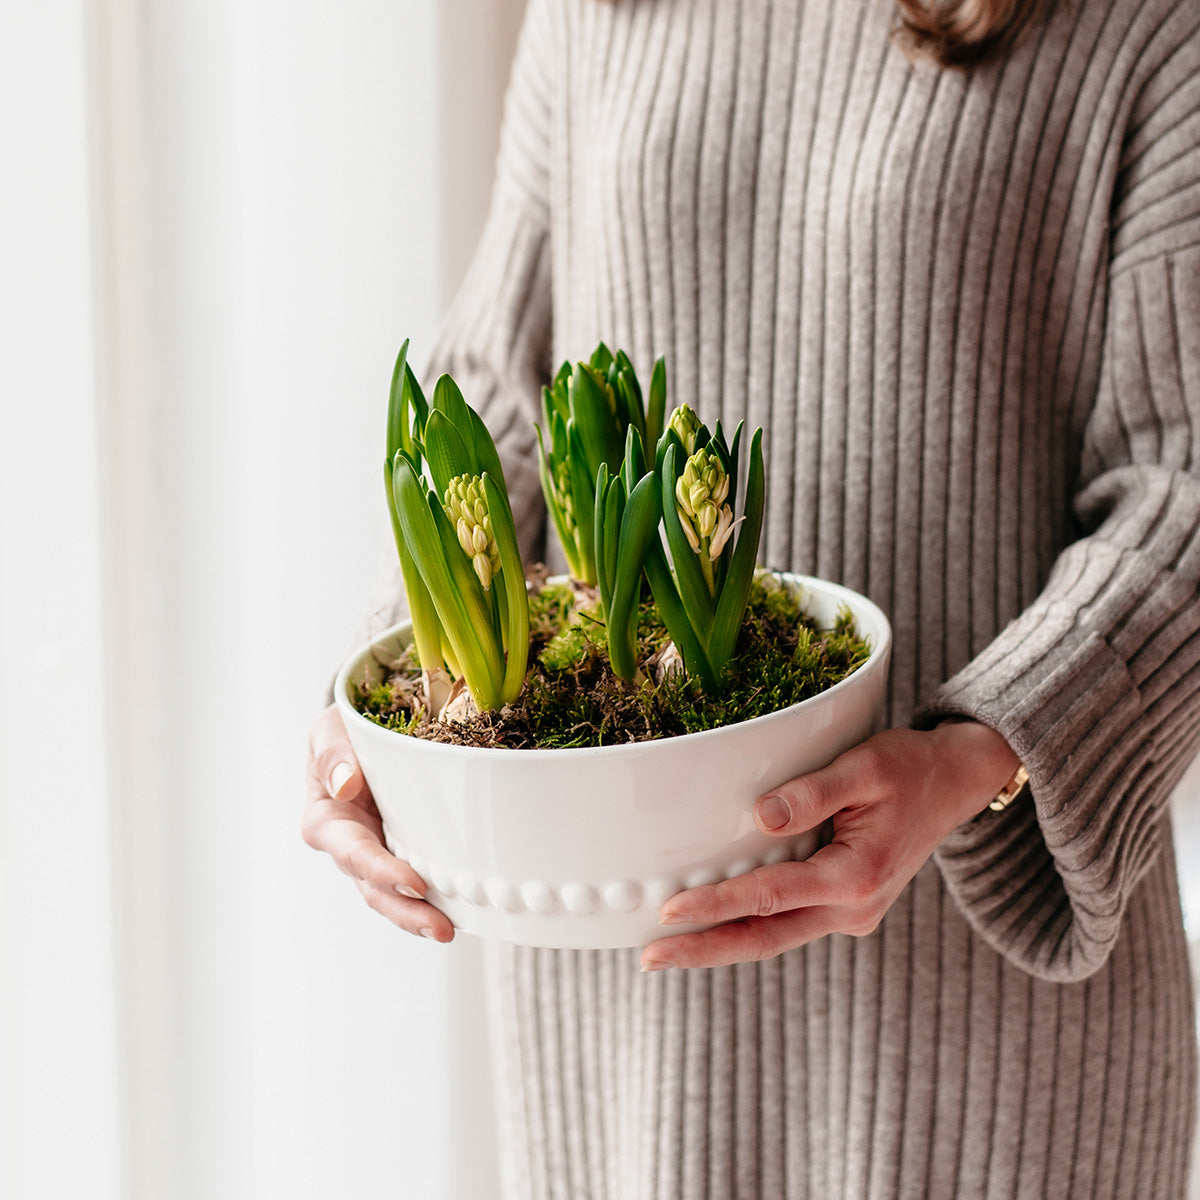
[914,610,1155,983]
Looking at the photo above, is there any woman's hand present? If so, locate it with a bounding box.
[640,720,1019,971]
[302,704,454,942]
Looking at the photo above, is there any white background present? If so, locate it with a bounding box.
[3,2,1200,1199]
[2,2,522,1197]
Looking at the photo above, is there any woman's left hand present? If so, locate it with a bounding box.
[640,720,1021,971]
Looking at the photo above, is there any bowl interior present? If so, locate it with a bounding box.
[336,571,891,745]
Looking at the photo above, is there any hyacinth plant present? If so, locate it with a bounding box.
[586,385,765,690]
[381,339,766,720]
[535,342,766,691]
[383,340,529,717]
[535,343,666,585]
[646,409,765,691]
[592,428,663,682]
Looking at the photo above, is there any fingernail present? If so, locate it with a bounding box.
[418,927,437,940]
[330,761,354,798]
[659,911,690,926]
[395,884,423,900]
[757,794,791,831]
[640,960,672,973]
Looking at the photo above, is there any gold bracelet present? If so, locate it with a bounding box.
[988,763,1030,812]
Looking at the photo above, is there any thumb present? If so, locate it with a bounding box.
[308,704,368,802]
[754,753,860,836]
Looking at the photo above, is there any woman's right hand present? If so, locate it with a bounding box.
[302,704,454,942]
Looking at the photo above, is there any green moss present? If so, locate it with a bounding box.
[538,601,605,671]
[349,677,422,735]
[528,580,574,645]
[353,573,872,749]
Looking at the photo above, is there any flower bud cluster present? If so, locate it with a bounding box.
[668,404,702,454]
[675,447,736,557]
[444,474,502,590]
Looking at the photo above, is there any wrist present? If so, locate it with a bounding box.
[932,717,1023,825]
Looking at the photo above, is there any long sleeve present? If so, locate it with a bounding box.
[918,9,1200,983]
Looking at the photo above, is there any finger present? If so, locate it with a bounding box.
[302,797,429,901]
[307,704,369,805]
[659,843,860,926]
[355,879,455,942]
[754,739,890,836]
[642,905,845,970]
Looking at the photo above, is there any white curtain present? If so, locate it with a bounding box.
[2,2,524,1197]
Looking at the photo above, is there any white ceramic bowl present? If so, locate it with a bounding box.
[335,573,891,949]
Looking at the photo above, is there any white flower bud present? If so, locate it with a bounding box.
[473,552,493,590]
[456,518,473,557]
[675,476,695,518]
[676,504,701,552]
[709,506,741,557]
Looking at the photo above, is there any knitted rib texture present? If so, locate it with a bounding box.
[389,0,1200,1195]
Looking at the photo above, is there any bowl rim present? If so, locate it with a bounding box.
[334,571,892,761]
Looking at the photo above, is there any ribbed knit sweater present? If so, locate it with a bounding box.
[368,0,1200,1195]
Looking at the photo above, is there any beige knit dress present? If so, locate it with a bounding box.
[396,0,1200,1194]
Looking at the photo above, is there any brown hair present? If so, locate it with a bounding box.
[594,0,1051,69]
[893,0,1049,67]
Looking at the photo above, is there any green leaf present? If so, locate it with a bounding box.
[429,497,505,708]
[550,409,569,462]
[570,364,622,481]
[616,374,645,448]
[549,362,572,418]
[615,349,640,398]
[654,423,678,478]
[403,362,428,444]
[384,454,403,555]
[614,470,660,597]
[482,473,530,705]
[621,423,646,492]
[536,425,581,575]
[724,419,744,507]
[438,629,461,678]
[644,357,667,461]
[392,456,502,709]
[589,342,614,375]
[593,463,613,605]
[567,423,597,584]
[386,341,410,464]
[423,409,472,500]
[394,509,446,683]
[708,428,765,675]
[602,468,624,608]
[643,543,717,690]
[464,405,510,506]
[605,471,660,680]
[432,374,473,440]
[660,443,716,641]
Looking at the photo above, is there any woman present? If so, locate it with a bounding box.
[305,0,1200,1195]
